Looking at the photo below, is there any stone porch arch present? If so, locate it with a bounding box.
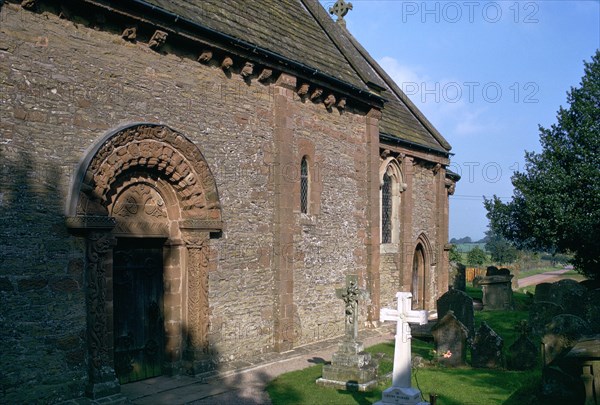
[65,123,222,399]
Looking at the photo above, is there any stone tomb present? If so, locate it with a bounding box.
[317,275,378,391]
[375,292,429,405]
[479,267,514,311]
[436,288,474,339]
[431,311,468,367]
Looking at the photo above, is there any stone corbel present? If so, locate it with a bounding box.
[221,56,234,70]
[241,62,254,78]
[21,0,36,10]
[258,68,273,82]
[310,88,323,101]
[445,179,456,195]
[432,163,442,175]
[148,30,168,51]
[336,97,347,110]
[323,94,336,109]
[197,50,213,63]
[297,83,310,98]
[121,27,137,42]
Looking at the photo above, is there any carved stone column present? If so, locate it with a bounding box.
[182,231,212,374]
[84,230,119,398]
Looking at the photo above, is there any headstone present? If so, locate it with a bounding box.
[317,275,378,391]
[534,283,553,302]
[436,288,474,339]
[528,301,565,337]
[431,311,468,367]
[479,266,514,310]
[471,322,504,368]
[375,292,429,405]
[541,314,591,366]
[507,321,537,370]
[547,279,587,318]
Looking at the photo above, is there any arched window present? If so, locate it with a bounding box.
[381,172,392,243]
[300,156,309,214]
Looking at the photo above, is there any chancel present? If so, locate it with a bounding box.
[376,292,429,405]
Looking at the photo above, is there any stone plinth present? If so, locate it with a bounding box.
[376,386,429,405]
[316,340,378,391]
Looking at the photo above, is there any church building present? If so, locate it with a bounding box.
[0,0,458,402]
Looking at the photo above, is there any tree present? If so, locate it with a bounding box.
[485,229,518,265]
[449,244,462,263]
[467,247,487,267]
[485,50,600,280]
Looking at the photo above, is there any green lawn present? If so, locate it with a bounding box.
[267,290,543,405]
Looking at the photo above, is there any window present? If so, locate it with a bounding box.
[300,156,309,214]
[381,172,392,243]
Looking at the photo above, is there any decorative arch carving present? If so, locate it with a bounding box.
[66,123,222,398]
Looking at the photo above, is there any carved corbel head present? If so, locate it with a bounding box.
[432,163,442,175]
[121,27,137,42]
[380,149,391,159]
[336,97,347,110]
[148,30,168,51]
[297,83,310,97]
[197,50,213,63]
[324,94,336,109]
[241,62,254,78]
[310,88,323,101]
[258,68,273,82]
[221,56,234,70]
[21,0,36,10]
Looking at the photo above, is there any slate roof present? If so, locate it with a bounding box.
[136,0,451,153]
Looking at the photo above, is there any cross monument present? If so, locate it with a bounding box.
[335,274,369,341]
[329,0,353,25]
[375,292,429,405]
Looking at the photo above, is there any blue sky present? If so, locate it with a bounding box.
[320,0,600,240]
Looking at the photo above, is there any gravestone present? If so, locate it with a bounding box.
[317,275,378,391]
[479,267,513,310]
[471,322,503,368]
[528,301,565,337]
[541,314,591,366]
[534,283,553,302]
[431,311,468,367]
[548,279,587,318]
[507,321,537,370]
[375,292,429,405]
[436,288,474,339]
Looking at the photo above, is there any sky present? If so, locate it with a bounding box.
[319,0,600,240]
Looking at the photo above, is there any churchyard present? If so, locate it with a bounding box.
[267,274,599,404]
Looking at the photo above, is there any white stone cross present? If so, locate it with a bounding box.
[376,292,429,405]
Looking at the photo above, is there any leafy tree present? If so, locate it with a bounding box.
[449,244,462,263]
[485,229,518,265]
[467,246,487,267]
[485,50,600,280]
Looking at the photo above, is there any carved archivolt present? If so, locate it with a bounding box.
[73,124,221,223]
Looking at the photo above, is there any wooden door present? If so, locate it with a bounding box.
[113,238,164,384]
[412,244,426,310]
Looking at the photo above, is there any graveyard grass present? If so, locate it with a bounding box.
[267,289,542,405]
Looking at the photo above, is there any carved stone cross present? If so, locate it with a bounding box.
[376,292,429,405]
[336,275,369,341]
[329,0,353,22]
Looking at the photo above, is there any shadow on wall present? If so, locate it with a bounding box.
[0,148,88,403]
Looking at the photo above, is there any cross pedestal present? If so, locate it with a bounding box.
[375,292,429,405]
[316,275,378,391]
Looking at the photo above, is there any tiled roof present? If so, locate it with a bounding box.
[143,0,372,92]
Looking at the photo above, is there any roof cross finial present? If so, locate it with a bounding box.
[329,0,353,25]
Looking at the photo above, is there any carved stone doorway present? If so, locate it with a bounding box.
[65,123,222,399]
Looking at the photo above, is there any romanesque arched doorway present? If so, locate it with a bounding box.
[65,123,222,398]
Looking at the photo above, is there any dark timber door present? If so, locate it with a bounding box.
[113,238,164,384]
